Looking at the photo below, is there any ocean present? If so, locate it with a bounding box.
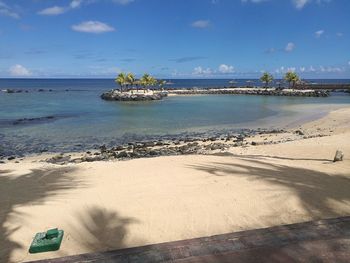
[1,78,350,156]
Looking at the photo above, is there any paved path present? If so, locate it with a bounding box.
[27,216,350,263]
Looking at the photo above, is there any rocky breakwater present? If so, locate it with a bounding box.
[101,89,168,101]
[168,88,329,97]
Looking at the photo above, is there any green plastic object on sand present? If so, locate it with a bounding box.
[29,228,64,253]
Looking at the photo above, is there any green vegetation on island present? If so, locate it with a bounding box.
[115,72,164,92]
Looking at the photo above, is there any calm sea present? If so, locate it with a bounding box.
[1,78,350,156]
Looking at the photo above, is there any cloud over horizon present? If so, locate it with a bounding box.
[9,64,31,77]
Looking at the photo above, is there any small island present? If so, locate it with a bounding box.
[101,73,168,101]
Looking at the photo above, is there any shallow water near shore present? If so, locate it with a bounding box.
[1,79,350,156]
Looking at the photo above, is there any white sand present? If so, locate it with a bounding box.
[1,107,350,262]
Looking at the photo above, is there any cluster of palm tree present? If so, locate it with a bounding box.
[259,71,300,89]
[284,71,300,88]
[115,72,167,92]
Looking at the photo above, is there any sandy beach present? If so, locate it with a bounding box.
[1,107,350,263]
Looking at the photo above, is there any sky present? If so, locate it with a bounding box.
[0,0,349,79]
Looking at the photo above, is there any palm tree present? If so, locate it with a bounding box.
[126,73,135,91]
[284,72,299,89]
[260,72,274,89]
[140,73,151,90]
[149,76,158,90]
[115,73,127,92]
[158,80,167,91]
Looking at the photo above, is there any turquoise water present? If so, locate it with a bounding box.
[0,79,350,156]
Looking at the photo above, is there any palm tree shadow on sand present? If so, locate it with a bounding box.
[68,206,141,254]
[187,158,350,219]
[0,167,86,263]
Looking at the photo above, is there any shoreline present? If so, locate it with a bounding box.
[1,103,348,162]
[1,106,350,262]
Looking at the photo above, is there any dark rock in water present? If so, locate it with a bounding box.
[3,89,16,93]
[333,150,344,162]
[12,116,56,125]
[7,156,16,160]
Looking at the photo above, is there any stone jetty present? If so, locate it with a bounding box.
[168,87,330,97]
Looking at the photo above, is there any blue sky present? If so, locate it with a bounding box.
[0,0,349,78]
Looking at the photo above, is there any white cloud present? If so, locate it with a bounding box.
[241,0,270,3]
[348,61,350,66]
[218,64,234,74]
[191,20,210,29]
[293,0,309,9]
[70,0,83,9]
[293,0,332,9]
[336,32,343,37]
[320,66,344,73]
[193,66,213,75]
[0,1,19,19]
[9,64,31,77]
[38,1,84,16]
[192,64,235,76]
[72,21,115,34]
[309,65,316,72]
[112,0,135,5]
[38,6,66,15]
[285,42,295,52]
[314,29,324,38]
[275,64,345,75]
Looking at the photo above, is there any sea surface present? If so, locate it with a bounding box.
[1,78,350,156]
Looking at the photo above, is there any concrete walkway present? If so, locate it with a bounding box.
[27,216,350,263]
